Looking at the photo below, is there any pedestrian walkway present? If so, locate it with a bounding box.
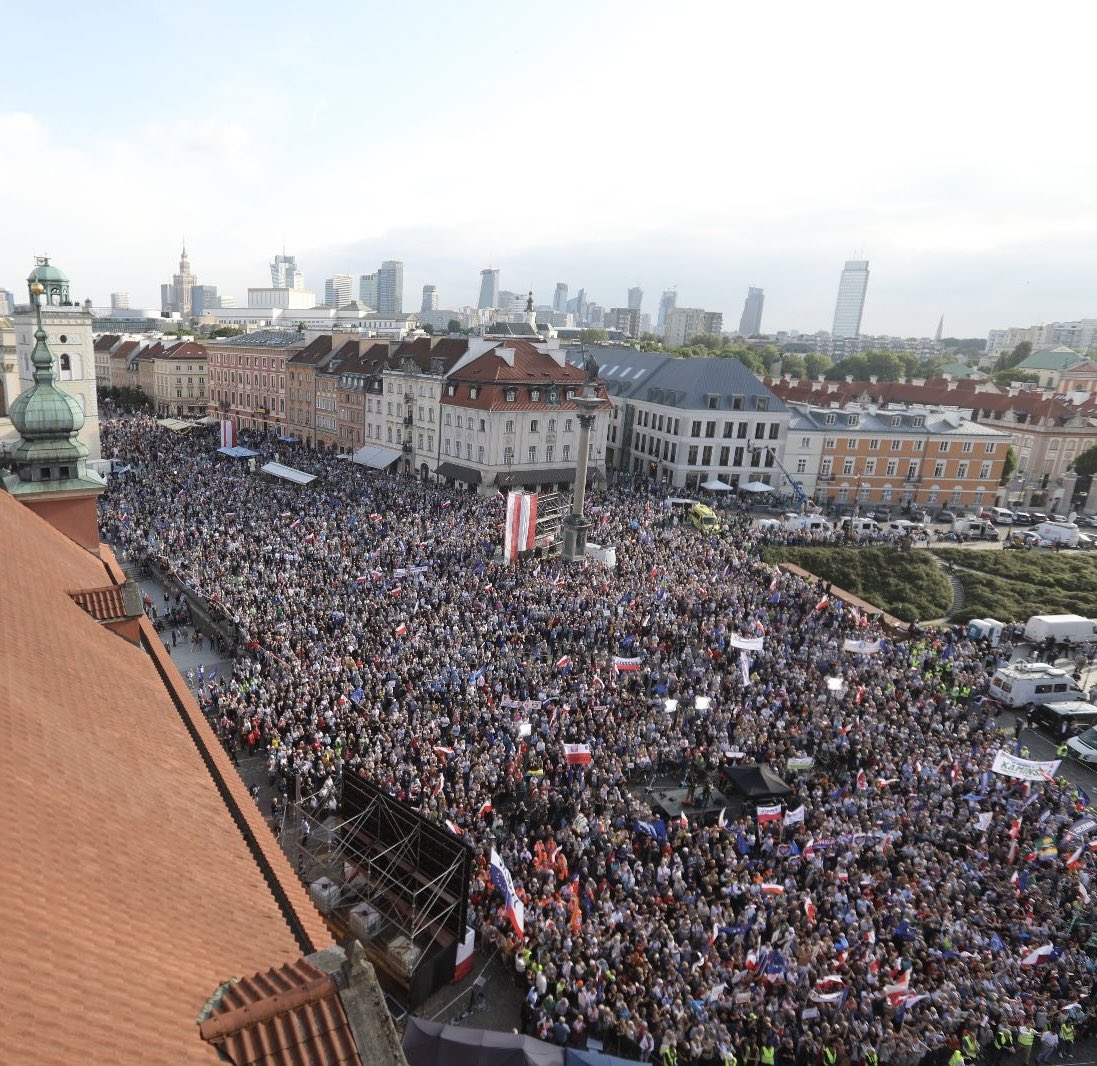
[138,576,232,696]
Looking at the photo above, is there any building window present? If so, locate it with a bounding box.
[890,439,902,451]
[795,458,807,474]
[549,390,558,403]
[980,462,991,479]
[754,424,766,439]
[688,445,699,465]
[864,459,876,475]
[984,441,996,453]
[691,421,701,437]
[820,459,832,476]
[530,388,540,401]
[912,416,925,428]
[868,439,880,450]
[505,388,516,402]
[548,418,556,432]
[528,446,537,462]
[504,419,514,434]
[478,445,484,462]
[962,441,973,453]
[938,441,949,453]
[756,398,768,412]
[562,444,571,461]
[444,439,451,455]
[825,413,836,426]
[957,462,969,478]
[934,461,945,477]
[842,459,854,475]
[503,446,513,464]
[769,424,779,440]
[546,445,554,462]
[530,419,539,433]
[719,446,730,466]
[564,419,573,432]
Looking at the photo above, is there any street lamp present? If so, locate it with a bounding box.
[561,350,603,562]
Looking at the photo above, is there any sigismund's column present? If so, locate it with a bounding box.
[561,372,602,561]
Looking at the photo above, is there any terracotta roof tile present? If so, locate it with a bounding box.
[0,496,334,1065]
[199,959,360,1065]
[69,584,131,621]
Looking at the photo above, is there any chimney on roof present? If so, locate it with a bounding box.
[868,375,878,384]
[498,346,515,367]
[816,374,826,384]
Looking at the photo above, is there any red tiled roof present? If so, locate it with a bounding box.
[199,959,360,1065]
[289,337,334,366]
[113,340,140,359]
[69,584,129,621]
[0,494,334,1065]
[450,340,589,385]
[160,341,208,360]
[93,335,120,351]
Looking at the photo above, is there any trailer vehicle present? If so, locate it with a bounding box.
[1023,614,1097,644]
[1031,521,1080,547]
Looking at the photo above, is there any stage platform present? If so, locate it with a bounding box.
[650,787,732,824]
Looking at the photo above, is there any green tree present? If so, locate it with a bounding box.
[447,319,462,333]
[803,353,832,379]
[825,354,869,380]
[1072,444,1097,478]
[863,350,905,381]
[780,353,807,378]
[1000,445,1018,485]
[421,323,435,335]
[991,368,1040,387]
[209,325,244,339]
[295,322,306,332]
[995,340,1032,372]
[731,348,764,374]
[579,328,609,345]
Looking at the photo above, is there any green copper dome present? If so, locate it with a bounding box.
[27,261,68,285]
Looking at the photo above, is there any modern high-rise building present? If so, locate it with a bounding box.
[739,287,765,337]
[831,259,870,339]
[627,286,643,311]
[271,253,304,289]
[324,274,353,309]
[377,260,403,314]
[478,268,500,310]
[553,282,568,313]
[359,272,378,308]
[0,288,16,315]
[110,292,130,311]
[657,289,677,333]
[421,285,439,312]
[191,285,221,316]
[160,243,197,317]
[663,307,723,347]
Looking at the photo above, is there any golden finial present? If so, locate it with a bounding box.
[29,282,45,296]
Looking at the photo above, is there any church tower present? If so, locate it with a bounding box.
[14,258,101,461]
[4,277,105,552]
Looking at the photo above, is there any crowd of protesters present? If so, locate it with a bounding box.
[99,414,1096,1066]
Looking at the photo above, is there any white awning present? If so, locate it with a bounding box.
[260,461,316,486]
[350,444,403,470]
[156,418,192,433]
[701,478,734,491]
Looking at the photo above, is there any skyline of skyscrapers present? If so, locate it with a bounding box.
[553,282,568,314]
[739,286,765,337]
[627,286,643,311]
[359,272,378,308]
[377,260,403,314]
[421,284,438,312]
[832,259,870,338]
[478,268,500,310]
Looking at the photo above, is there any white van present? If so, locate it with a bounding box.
[786,515,831,533]
[839,517,879,537]
[966,618,1005,647]
[1032,521,1080,547]
[989,507,1015,525]
[988,661,1086,708]
[887,519,925,536]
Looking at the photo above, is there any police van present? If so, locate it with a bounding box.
[988,661,1086,708]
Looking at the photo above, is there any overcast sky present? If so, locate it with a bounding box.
[2,0,1095,337]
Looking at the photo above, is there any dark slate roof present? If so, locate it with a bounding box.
[210,330,310,348]
[566,349,785,413]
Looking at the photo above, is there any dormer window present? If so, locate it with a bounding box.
[469,385,479,400]
[548,390,558,403]
[891,415,901,426]
[566,388,576,399]
[847,414,858,426]
[912,415,925,428]
[530,388,541,401]
[824,413,836,425]
[446,383,456,396]
[505,388,517,402]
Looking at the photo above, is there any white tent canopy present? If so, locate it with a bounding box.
[259,461,316,486]
[700,478,734,491]
[350,444,403,470]
[740,481,775,493]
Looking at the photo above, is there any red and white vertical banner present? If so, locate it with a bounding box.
[504,491,538,562]
[220,419,237,449]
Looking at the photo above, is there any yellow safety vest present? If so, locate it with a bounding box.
[761,1046,775,1066]
[1018,1029,1034,1047]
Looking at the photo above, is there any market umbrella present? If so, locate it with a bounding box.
[740,481,775,493]
[700,478,734,491]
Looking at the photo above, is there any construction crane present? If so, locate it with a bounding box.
[748,442,809,512]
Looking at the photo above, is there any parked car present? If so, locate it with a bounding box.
[908,508,933,523]
[870,507,892,523]
[1052,513,1069,523]
[1067,725,1097,766]
[1028,700,1097,739]
[1012,511,1032,525]
[1030,511,1050,524]
[1080,515,1097,528]
[934,510,956,524]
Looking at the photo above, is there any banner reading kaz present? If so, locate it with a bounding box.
[991,750,1062,782]
[503,491,538,563]
[489,848,525,938]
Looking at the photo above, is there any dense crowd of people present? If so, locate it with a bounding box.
[100,414,1096,1065]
